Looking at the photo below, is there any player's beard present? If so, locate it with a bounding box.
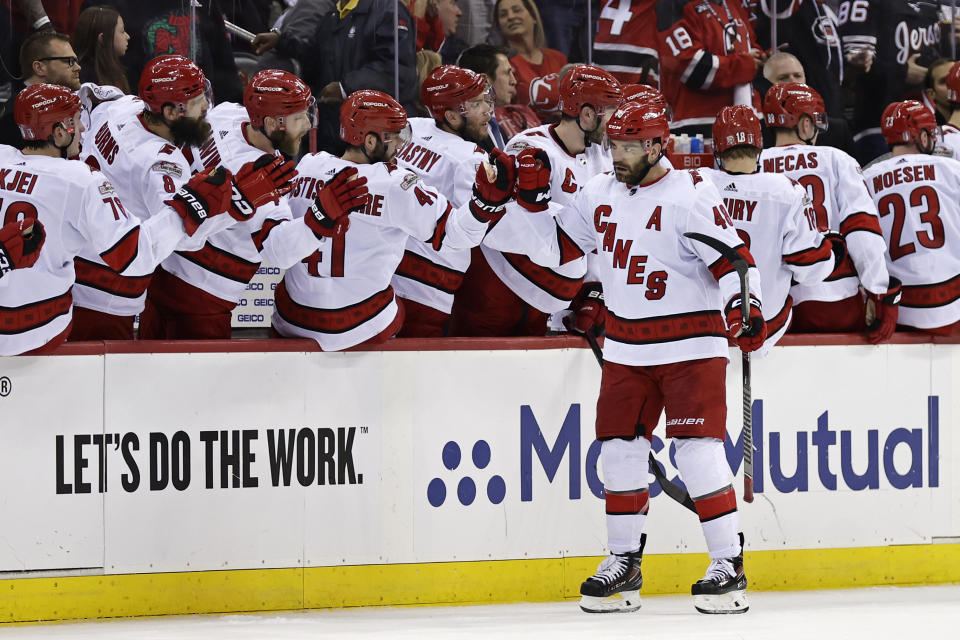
[586,123,605,145]
[613,154,654,187]
[169,115,212,148]
[461,116,491,146]
[365,137,395,164]
[268,128,302,158]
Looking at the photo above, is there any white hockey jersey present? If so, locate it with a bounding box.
[760,144,889,303]
[701,168,836,354]
[77,96,228,316]
[271,152,491,351]
[940,123,960,160]
[480,124,611,313]
[546,168,763,366]
[863,154,960,330]
[0,148,200,355]
[391,117,484,313]
[160,102,323,306]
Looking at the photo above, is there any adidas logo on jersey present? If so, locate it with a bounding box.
[220,131,228,139]
[724,183,738,192]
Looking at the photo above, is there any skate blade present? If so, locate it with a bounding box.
[693,590,749,614]
[579,590,642,613]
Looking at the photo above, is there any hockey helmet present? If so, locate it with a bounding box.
[881,100,939,148]
[244,69,315,129]
[421,65,492,122]
[14,83,82,141]
[763,82,828,131]
[713,105,763,154]
[558,64,622,117]
[339,90,410,147]
[139,55,210,114]
[620,83,671,120]
[605,100,669,146]
[946,60,960,103]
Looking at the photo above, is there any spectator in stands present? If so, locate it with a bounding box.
[407,0,467,64]
[458,43,540,143]
[533,0,590,61]
[593,0,659,85]
[251,0,334,75]
[493,0,566,108]
[73,5,131,93]
[456,0,493,47]
[923,57,953,125]
[415,49,443,116]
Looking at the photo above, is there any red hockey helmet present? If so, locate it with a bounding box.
[244,69,315,129]
[763,82,828,130]
[421,65,491,122]
[606,100,669,145]
[881,100,939,147]
[339,90,409,146]
[14,83,82,141]
[713,105,763,153]
[620,83,671,118]
[558,64,622,117]
[139,55,210,114]
[946,60,960,103]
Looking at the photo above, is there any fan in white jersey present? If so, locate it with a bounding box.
[0,84,252,355]
[703,105,843,356]
[391,65,494,337]
[76,55,295,340]
[270,90,518,351]
[864,101,958,336]
[938,61,960,159]
[760,82,899,343]
[529,101,765,615]
[451,64,622,337]
[138,70,366,340]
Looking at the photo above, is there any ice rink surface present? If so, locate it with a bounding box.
[2,585,958,639]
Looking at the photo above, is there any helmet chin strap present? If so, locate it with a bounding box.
[577,112,601,147]
[361,134,387,164]
[50,125,75,159]
[627,145,666,186]
[794,120,817,145]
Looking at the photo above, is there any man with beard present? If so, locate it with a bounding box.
[271,89,518,350]
[137,70,365,339]
[524,100,765,614]
[391,65,494,337]
[450,64,621,337]
[76,55,295,339]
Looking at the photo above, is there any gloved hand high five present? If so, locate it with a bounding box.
[470,148,517,223]
[515,147,551,212]
[229,154,299,220]
[166,167,234,236]
[0,218,45,278]
[725,295,766,352]
[305,166,369,239]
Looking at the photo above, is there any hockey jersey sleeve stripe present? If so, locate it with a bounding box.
[74,257,152,298]
[825,252,857,282]
[839,212,883,237]
[605,309,726,346]
[252,219,284,253]
[707,244,755,280]
[429,202,453,252]
[681,50,719,90]
[395,250,465,295]
[767,296,793,337]
[274,280,395,334]
[593,46,657,72]
[693,485,737,523]
[558,224,586,266]
[593,42,658,57]
[174,243,262,285]
[502,251,584,302]
[0,290,72,335]
[99,227,141,273]
[782,240,833,267]
[900,273,960,309]
[605,488,650,516]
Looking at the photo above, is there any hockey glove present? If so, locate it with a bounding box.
[229,154,299,220]
[304,166,369,239]
[0,218,45,278]
[470,148,517,223]
[865,277,901,344]
[166,167,234,236]
[515,147,551,212]
[564,282,606,335]
[725,295,766,352]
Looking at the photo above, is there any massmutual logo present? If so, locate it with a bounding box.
[426,397,941,507]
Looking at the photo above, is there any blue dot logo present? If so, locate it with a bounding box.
[428,439,505,507]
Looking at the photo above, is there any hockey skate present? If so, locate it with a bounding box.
[578,534,645,613]
[691,535,748,614]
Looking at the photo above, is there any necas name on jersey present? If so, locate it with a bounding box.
[870,163,936,193]
[762,150,819,173]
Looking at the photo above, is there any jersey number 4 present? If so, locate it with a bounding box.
[877,186,944,261]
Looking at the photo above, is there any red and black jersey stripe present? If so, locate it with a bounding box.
[766,296,793,337]
[901,273,960,309]
[707,244,754,281]
[840,212,883,237]
[99,227,141,273]
[74,258,152,298]
[783,240,832,268]
[502,252,584,302]
[0,290,72,334]
[429,203,453,251]
[252,219,284,253]
[274,281,395,334]
[395,250,465,295]
[606,310,726,346]
[175,242,260,284]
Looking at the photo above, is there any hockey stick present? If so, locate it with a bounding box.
[583,330,698,513]
[683,232,754,503]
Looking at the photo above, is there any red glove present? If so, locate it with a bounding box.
[470,148,517,223]
[0,217,45,278]
[865,277,901,344]
[165,167,233,236]
[515,147,551,212]
[304,167,369,239]
[725,295,767,352]
[229,154,299,220]
[565,283,606,335]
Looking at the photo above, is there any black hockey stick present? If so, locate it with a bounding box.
[583,330,698,513]
[683,232,754,503]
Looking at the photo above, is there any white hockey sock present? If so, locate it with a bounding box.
[601,437,651,554]
[674,437,741,559]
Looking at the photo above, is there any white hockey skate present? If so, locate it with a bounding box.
[691,536,748,614]
[578,535,645,613]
